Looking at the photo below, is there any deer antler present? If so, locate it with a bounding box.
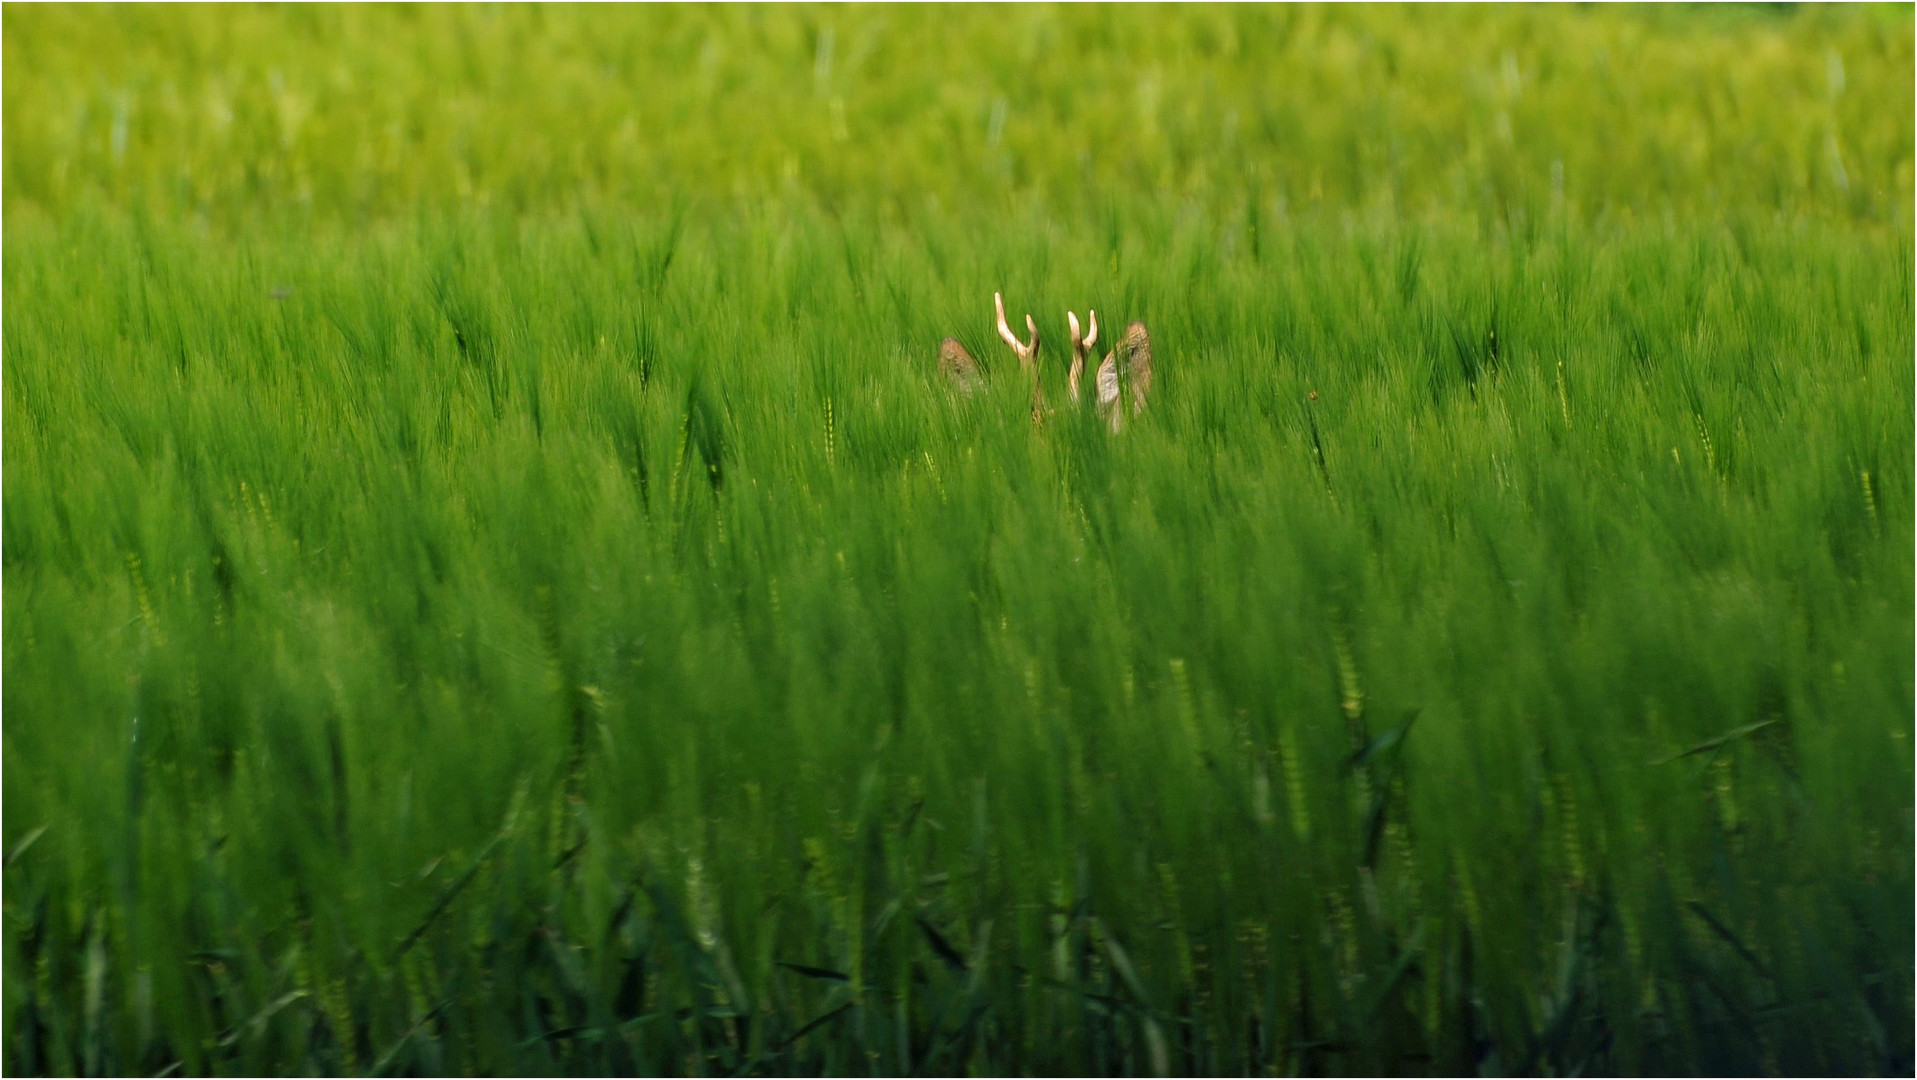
[1067,310,1098,403]
[1067,312,1084,402]
[995,291,1040,370]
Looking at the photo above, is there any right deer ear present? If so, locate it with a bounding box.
[1122,321,1152,415]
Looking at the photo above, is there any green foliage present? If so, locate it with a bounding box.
[6,4,1912,228]
[3,4,1911,1075]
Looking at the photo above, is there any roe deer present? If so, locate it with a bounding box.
[1068,308,1152,431]
[940,293,1149,431]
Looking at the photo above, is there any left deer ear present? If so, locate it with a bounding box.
[938,337,981,393]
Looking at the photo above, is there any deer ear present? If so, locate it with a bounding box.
[1096,350,1122,431]
[1123,322,1152,414]
[938,337,981,392]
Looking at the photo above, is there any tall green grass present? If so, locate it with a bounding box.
[4,5,1912,1075]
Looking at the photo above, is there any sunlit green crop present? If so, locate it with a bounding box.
[4,5,1912,1075]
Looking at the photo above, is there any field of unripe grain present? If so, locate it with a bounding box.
[3,5,1911,1075]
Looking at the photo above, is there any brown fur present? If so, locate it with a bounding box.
[1120,321,1152,414]
[937,337,982,392]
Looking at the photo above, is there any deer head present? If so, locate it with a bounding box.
[932,293,1039,394]
[938,294,1146,432]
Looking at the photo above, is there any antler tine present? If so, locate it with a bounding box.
[1083,309,1098,352]
[994,291,1039,368]
[1067,311,1086,403]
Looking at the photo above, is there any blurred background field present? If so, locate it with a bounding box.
[6,3,1913,228]
[3,4,1912,1075]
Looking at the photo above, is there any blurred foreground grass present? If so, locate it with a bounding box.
[3,4,1912,1075]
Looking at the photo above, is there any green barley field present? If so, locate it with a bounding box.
[4,5,1912,1075]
